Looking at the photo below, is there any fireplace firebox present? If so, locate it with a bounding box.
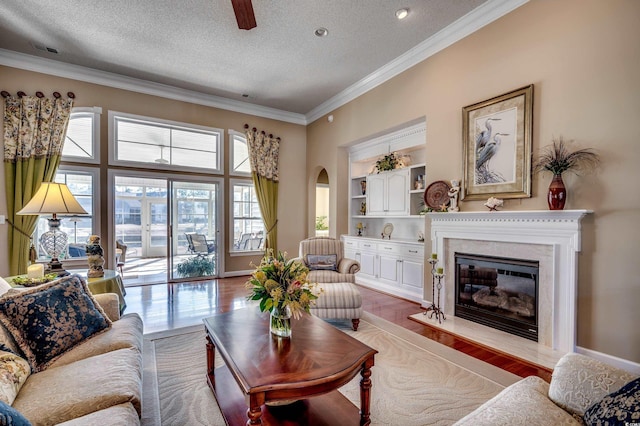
[455,253,539,341]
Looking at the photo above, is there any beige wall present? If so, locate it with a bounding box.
[307,0,640,362]
[0,66,307,276]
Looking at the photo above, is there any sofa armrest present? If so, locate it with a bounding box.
[548,352,639,417]
[338,258,360,274]
[454,376,581,426]
[93,293,121,322]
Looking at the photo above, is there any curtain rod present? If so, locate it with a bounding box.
[1,90,75,99]
[244,123,280,140]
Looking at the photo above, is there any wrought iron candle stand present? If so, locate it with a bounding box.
[424,258,446,324]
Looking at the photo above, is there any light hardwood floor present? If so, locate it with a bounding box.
[124,276,551,381]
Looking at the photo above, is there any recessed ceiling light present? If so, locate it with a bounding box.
[315,27,329,37]
[395,8,409,20]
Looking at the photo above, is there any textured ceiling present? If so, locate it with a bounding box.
[0,0,489,115]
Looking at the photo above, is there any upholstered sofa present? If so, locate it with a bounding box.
[455,352,639,425]
[297,237,363,330]
[0,274,143,425]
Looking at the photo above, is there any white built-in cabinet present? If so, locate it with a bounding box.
[343,235,424,302]
[351,164,425,220]
[366,169,410,216]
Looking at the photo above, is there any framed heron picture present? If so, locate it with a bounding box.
[461,85,533,200]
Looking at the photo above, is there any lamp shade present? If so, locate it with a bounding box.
[17,182,88,216]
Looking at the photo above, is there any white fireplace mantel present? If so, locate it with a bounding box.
[427,210,592,353]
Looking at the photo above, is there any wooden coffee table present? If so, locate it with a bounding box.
[203,308,377,425]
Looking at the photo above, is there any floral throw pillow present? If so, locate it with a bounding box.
[306,254,338,271]
[0,350,30,406]
[0,275,111,372]
[583,377,640,425]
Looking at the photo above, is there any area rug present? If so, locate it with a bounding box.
[142,311,519,426]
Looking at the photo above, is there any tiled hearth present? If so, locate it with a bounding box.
[415,210,591,369]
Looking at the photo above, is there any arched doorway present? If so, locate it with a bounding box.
[315,168,329,237]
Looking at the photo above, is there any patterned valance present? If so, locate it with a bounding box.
[244,124,280,181]
[2,91,74,163]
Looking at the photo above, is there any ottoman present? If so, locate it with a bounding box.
[310,282,363,330]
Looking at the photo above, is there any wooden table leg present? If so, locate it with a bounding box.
[206,334,215,387]
[247,394,263,425]
[359,357,374,426]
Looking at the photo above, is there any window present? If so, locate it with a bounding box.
[110,111,223,173]
[229,131,251,175]
[33,168,98,260]
[231,180,264,253]
[62,107,101,163]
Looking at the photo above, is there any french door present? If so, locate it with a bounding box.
[145,199,168,257]
[112,173,222,285]
[169,180,220,281]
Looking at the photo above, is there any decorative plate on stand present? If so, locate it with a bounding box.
[382,223,394,239]
[424,180,451,209]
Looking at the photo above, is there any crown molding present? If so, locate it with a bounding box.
[0,48,307,125]
[349,121,426,162]
[305,0,529,124]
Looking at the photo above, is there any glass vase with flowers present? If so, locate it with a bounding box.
[246,250,319,338]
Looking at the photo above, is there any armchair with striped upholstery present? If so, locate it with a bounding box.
[298,237,360,283]
[298,237,363,330]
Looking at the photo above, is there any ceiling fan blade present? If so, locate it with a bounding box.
[231,0,257,30]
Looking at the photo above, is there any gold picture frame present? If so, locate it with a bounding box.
[461,85,533,200]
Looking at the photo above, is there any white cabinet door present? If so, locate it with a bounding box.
[365,169,410,216]
[400,259,423,289]
[379,254,400,284]
[344,247,357,261]
[343,238,358,260]
[386,169,410,215]
[366,174,386,216]
[359,252,376,277]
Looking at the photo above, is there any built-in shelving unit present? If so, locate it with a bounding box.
[345,120,427,301]
[348,121,427,240]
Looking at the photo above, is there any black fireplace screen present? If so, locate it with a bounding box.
[455,253,539,341]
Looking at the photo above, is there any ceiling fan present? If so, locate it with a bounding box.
[231,0,256,30]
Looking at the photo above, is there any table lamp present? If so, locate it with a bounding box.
[17,182,88,273]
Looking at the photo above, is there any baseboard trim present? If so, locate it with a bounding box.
[576,346,640,375]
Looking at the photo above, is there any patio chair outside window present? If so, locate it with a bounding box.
[234,233,252,250]
[245,237,263,250]
[186,233,216,256]
[116,239,128,275]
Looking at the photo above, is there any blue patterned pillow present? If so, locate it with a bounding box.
[0,400,31,426]
[306,254,338,271]
[0,275,111,372]
[583,377,640,425]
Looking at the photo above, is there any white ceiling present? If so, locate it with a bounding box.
[0,0,525,124]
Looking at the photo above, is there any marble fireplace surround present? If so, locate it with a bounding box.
[427,210,591,354]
